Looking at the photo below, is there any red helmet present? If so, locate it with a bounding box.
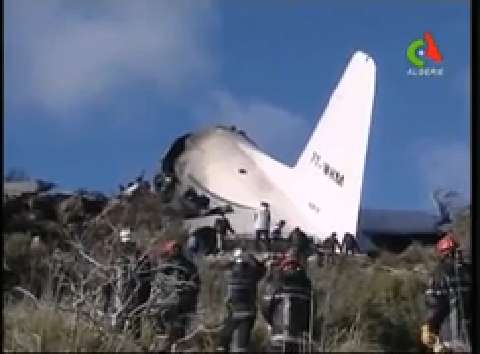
[151,240,181,258]
[279,256,301,271]
[436,234,458,256]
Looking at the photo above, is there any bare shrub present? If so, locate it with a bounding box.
[4,184,470,353]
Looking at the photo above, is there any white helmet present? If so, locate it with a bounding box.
[119,228,133,243]
[233,248,243,263]
[124,183,139,196]
[31,235,41,249]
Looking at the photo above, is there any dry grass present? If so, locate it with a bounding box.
[0,244,446,352]
[3,298,142,352]
[306,243,439,352]
[3,197,470,352]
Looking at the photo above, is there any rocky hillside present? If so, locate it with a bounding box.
[3,180,470,352]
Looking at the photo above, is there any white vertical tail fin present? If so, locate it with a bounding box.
[294,51,376,239]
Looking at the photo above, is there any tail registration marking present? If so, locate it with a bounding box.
[310,151,345,187]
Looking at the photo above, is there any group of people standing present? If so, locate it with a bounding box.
[318,231,360,265]
[98,200,471,353]
[101,226,315,352]
[221,246,313,352]
[215,201,472,352]
[102,232,200,351]
[218,201,360,263]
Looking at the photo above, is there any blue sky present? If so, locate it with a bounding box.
[5,0,470,211]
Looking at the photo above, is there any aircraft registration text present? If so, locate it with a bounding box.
[308,202,320,213]
[310,151,344,187]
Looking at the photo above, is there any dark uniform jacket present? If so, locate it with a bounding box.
[424,255,471,345]
[105,251,152,317]
[341,233,359,252]
[226,255,266,318]
[288,229,311,261]
[152,254,200,315]
[261,266,312,344]
[322,236,341,252]
[214,217,234,235]
[289,229,308,248]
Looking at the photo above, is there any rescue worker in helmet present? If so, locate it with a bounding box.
[220,248,266,352]
[261,253,313,353]
[288,227,310,267]
[154,173,176,203]
[103,228,152,339]
[421,232,471,353]
[149,240,200,351]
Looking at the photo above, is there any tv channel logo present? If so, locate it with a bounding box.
[406,32,444,77]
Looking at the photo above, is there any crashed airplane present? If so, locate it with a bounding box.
[154,51,452,249]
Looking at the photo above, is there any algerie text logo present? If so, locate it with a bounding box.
[406,32,444,77]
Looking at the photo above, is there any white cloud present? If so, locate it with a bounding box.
[193,90,311,164]
[5,0,217,114]
[414,139,470,201]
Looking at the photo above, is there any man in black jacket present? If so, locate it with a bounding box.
[323,232,341,265]
[149,240,201,350]
[214,213,235,253]
[261,254,313,353]
[342,232,360,255]
[103,229,152,339]
[271,220,286,241]
[421,233,471,353]
[288,227,310,266]
[220,248,266,352]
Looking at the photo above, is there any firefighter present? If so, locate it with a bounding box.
[154,173,176,203]
[51,247,72,303]
[149,240,200,351]
[421,233,471,353]
[221,248,266,352]
[214,213,235,253]
[185,232,199,261]
[254,202,271,251]
[103,228,152,339]
[188,226,218,257]
[261,253,313,353]
[29,235,49,298]
[288,227,311,266]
